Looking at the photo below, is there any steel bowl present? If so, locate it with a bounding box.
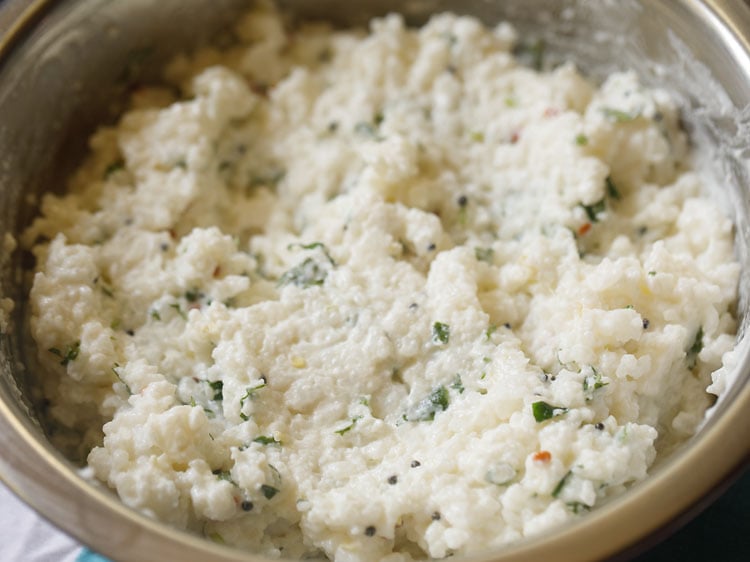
[1,1,749,561]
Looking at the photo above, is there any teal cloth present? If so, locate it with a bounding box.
[76,550,111,562]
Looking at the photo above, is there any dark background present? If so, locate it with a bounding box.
[633,467,749,561]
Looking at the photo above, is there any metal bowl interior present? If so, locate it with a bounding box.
[1,1,749,561]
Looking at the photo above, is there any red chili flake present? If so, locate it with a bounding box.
[168,228,177,239]
[532,450,552,463]
[578,223,592,236]
[544,107,559,118]
[188,303,201,310]
[510,131,520,144]
[213,265,222,278]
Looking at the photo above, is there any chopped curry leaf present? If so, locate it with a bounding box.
[475,247,494,263]
[334,415,363,435]
[260,484,279,500]
[406,385,450,421]
[450,374,465,394]
[532,400,568,422]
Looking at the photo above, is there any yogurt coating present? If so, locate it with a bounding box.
[23,5,739,560]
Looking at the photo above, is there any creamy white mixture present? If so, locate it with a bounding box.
[22,5,740,560]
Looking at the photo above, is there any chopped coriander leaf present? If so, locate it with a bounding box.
[648,270,656,276]
[248,168,286,188]
[208,532,225,544]
[531,400,568,422]
[567,502,591,514]
[48,341,81,366]
[601,107,639,123]
[432,322,450,344]
[103,159,125,178]
[470,131,485,143]
[583,367,608,393]
[450,374,465,394]
[169,303,187,319]
[239,382,266,420]
[318,47,333,62]
[185,288,203,302]
[687,326,704,368]
[475,247,494,263]
[150,309,161,321]
[260,484,279,500]
[334,415,363,435]
[253,436,281,446]
[580,199,606,223]
[575,133,588,146]
[552,470,572,497]
[406,385,450,421]
[606,176,622,200]
[278,257,328,288]
[111,363,132,394]
[287,241,336,266]
[212,469,233,483]
[514,38,546,71]
[485,324,498,340]
[207,380,223,401]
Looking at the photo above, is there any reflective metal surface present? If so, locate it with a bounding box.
[0,1,749,561]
